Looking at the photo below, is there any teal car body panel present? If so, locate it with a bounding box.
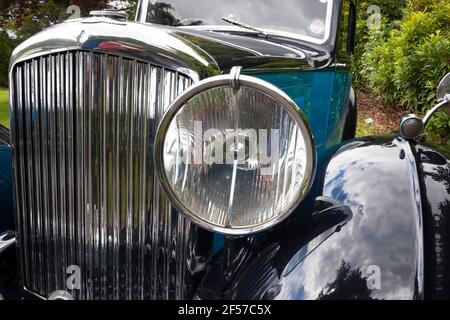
[0,144,14,234]
[256,71,352,153]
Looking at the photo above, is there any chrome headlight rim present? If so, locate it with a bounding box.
[154,72,316,235]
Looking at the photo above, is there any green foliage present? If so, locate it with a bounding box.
[9,1,70,41]
[356,0,450,141]
[0,30,14,87]
[426,112,450,143]
[408,0,442,11]
[356,117,381,138]
[0,1,138,89]
[0,1,137,42]
[353,0,407,88]
[0,88,10,128]
[358,0,407,22]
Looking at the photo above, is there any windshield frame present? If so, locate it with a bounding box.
[136,0,336,45]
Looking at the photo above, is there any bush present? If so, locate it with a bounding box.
[353,0,407,88]
[408,0,442,11]
[358,0,450,141]
[0,29,14,87]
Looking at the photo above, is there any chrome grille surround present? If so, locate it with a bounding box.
[10,50,204,300]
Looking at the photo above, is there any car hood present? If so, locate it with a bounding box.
[11,18,331,80]
[172,27,332,72]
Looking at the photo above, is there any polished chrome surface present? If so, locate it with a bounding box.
[90,10,128,21]
[423,73,450,126]
[399,114,424,140]
[229,66,242,91]
[423,100,450,126]
[437,72,450,103]
[48,290,74,300]
[135,0,150,23]
[10,51,199,300]
[155,72,316,235]
[10,18,219,82]
[0,231,15,254]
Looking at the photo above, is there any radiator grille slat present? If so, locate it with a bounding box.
[11,51,201,300]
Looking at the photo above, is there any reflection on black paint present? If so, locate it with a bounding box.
[196,197,353,300]
[417,144,450,299]
[429,165,450,194]
[318,260,373,300]
[198,137,426,300]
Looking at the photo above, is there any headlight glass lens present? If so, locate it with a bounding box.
[157,77,315,234]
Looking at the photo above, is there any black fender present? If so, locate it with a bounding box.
[196,137,428,300]
[341,87,357,141]
[415,142,450,300]
[0,125,14,234]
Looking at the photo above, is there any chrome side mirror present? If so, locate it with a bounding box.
[423,73,450,126]
[437,73,450,103]
[400,73,450,139]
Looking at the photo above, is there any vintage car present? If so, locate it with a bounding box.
[1,0,450,301]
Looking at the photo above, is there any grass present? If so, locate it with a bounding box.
[356,116,396,138]
[356,117,378,137]
[355,91,400,138]
[0,88,9,128]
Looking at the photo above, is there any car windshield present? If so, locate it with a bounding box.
[143,0,334,44]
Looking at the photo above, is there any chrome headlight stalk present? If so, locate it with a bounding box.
[155,66,316,235]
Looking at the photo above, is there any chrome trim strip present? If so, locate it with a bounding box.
[23,286,46,300]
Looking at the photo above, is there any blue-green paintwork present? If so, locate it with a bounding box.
[255,71,352,153]
[0,146,14,233]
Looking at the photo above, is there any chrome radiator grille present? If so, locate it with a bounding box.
[10,51,201,300]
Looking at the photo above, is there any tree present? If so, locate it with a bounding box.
[0,1,137,87]
[0,0,137,42]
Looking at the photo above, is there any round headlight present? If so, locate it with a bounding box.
[155,68,316,235]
